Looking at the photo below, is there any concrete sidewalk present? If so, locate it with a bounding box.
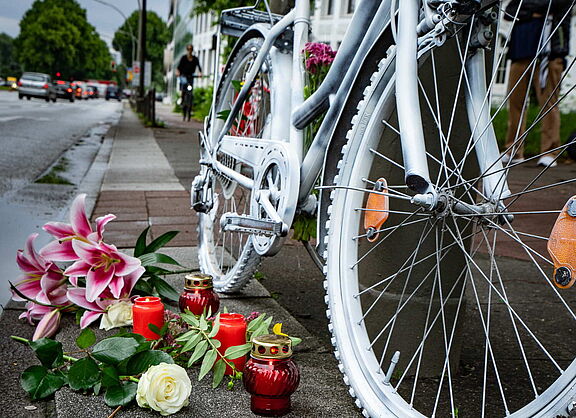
[1,103,361,417]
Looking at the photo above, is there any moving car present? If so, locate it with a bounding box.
[105,84,121,101]
[18,72,57,102]
[54,80,75,102]
[87,85,99,99]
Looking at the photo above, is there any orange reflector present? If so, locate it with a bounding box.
[547,196,576,289]
[363,178,389,242]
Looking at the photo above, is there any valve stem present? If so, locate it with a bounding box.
[383,351,401,385]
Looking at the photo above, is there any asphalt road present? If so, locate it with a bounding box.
[0,90,121,310]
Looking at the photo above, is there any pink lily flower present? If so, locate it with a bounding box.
[40,194,116,261]
[65,240,143,302]
[12,233,67,303]
[32,309,62,341]
[67,265,144,328]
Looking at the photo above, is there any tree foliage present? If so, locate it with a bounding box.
[112,11,169,89]
[15,0,112,80]
[0,33,21,78]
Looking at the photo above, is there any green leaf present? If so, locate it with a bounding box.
[223,306,229,314]
[289,336,302,347]
[93,382,102,396]
[181,312,200,327]
[231,80,242,92]
[175,330,197,343]
[29,338,63,368]
[180,333,203,353]
[126,350,174,375]
[67,357,100,390]
[92,337,140,365]
[216,109,231,120]
[144,231,180,254]
[104,381,138,407]
[149,275,180,301]
[251,317,273,340]
[247,313,266,333]
[146,266,175,276]
[133,279,154,295]
[199,315,208,331]
[199,349,217,381]
[140,252,182,268]
[21,365,65,400]
[208,314,221,338]
[100,366,120,388]
[188,340,208,366]
[209,339,221,349]
[134,226,150,257]
[76,328,96,349]
[224,343,252,360]
[212,359,226,388]
[148,323,162,336]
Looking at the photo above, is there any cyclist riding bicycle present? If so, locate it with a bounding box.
[176,44,202,121]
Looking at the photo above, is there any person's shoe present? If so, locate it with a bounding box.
[537,155,558,168]
[501,153,525,164]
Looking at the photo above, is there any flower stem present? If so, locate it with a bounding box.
[120,375,140,383]
[198,328,237,372]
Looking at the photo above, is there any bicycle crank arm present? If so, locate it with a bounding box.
[220,212,288,237]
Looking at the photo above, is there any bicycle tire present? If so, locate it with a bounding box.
[324,21,576,418]
[197,37,275,293]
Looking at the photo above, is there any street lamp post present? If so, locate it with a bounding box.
[92,0,138,66]
[137,0,147,99]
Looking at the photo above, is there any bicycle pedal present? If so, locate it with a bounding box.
[363,178,389,242]
[547,196,576,289]
[220,212,288,237]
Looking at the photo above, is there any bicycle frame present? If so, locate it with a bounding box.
[208,0,510,220]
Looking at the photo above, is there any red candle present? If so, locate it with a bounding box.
[243,334,300,416]
[214,313,247,375]
[179,274,220,315]
[132,296,164,340]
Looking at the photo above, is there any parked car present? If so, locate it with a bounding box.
[87,85,99,99]
[54,80,75,102]
[18,72,57,102]
[105,85,121,101]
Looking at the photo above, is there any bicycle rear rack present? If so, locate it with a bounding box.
[220,8,284,38]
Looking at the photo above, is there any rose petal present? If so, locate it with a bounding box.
[70,194,93,238]
[42,222,75,239]
[39,240,78,262]
[85,267,115,302]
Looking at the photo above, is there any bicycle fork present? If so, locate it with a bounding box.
[396,0,511,218]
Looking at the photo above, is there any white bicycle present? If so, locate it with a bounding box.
[192,0,576,416]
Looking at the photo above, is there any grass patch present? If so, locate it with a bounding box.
[0,86,13,91]
[136,111,165,128]
[492,105,576,157]
[35,157,72,185]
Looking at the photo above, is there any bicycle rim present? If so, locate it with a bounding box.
[325,15,576,417]
[198,38,274,292]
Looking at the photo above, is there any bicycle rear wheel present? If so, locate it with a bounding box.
[198,37,275,293]
[325,8,576,417]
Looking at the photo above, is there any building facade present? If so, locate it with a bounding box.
[166,1,575,110]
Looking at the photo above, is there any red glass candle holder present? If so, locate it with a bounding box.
[179,273,220,315]
[243,334,300,416]
[214,313,247,375]
[132,296,164,340]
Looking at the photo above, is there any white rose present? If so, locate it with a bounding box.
[99,300,133,331]
[136,363,192,416]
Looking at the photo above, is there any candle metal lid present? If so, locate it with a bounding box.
[184,273,213,290]
[251,334,292,359]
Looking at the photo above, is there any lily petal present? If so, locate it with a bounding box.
[121,266,145,296]
[72,240,105,265]
[85,267,115,302]
[64,260,91,277]
[43,222,75,240]
[69,194,93,238]
[40,268,65,295]
[80,311,103,329]
[32,309,61,341]
[39,240,78,262]
[93,214,116,242]
[23,233,44,270]
[11,278,42,302]
[67,288,105,311]
[114,252,142,276]
[16,250,43,274]
[108,276,125,299]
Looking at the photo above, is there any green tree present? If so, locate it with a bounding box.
[0,33,21,78]
[15,0,111,80]
[112,11,169,90]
